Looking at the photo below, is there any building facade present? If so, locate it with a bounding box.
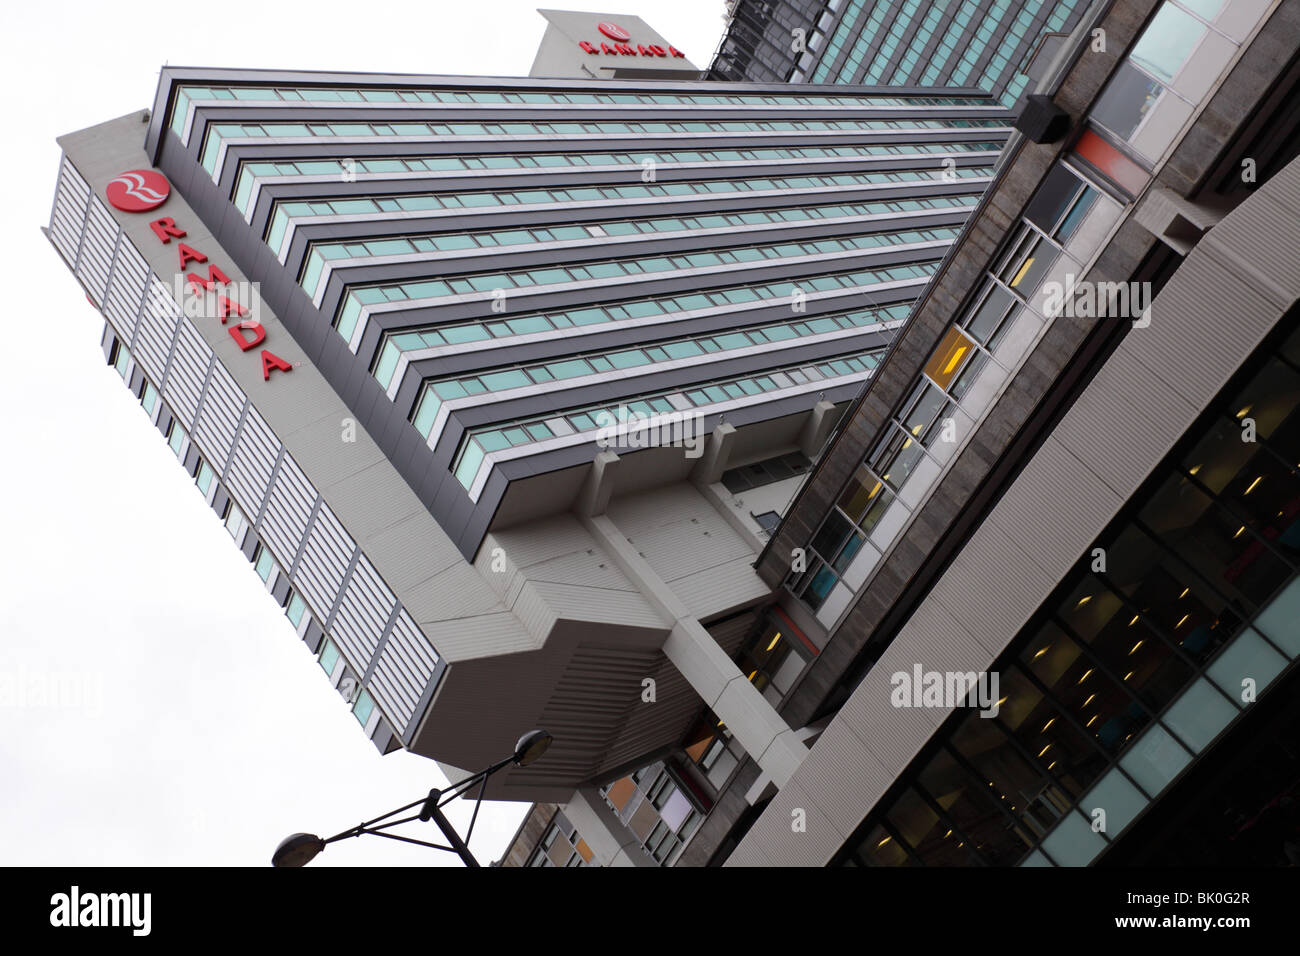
[710,0,1091,107]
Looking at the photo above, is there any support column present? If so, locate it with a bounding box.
[580,512,808,789]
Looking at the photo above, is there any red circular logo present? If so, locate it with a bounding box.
[597,21,630,41]
[105,169,170,212]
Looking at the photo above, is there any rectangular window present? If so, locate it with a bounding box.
[318,638,340,675]
[254,544,275,582]
[286,591,307,628]
[352,689,375,725]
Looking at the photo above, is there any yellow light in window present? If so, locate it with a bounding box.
[1189,464,1202,476]
[1042,717,1055,732]
[1087,714,1099,727]
[1176,613,1189,629]
[766,632,782,652]
[912,423,924,436]
[1084,693,1096,707]
[1038,744,1051,757]
[1123,671,1134,681]
[901,437,913,449]
[869,481,882,499]
[1245,476,1262,495]
[1236,404,1252,419]
[1233,526,1246,538]
[942,345,969,376]
[1129,615,1140,626]
[944,829,953,839]
[1033,645,1050,659]
[1129,640,1143,655]
[1179,587,1189,599]
[1010,257,1035,288]
[747,670,758,682]
[1077,668,1092,684]
[877,835,892,848]
[1075,595,1092,609]
[997,696,1008,708]
[1048,760,1058,770]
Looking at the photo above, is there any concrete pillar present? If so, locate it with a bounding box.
[798,400,839,459]
[580,512,808,789]
[576,450,620,516]
[690,422,737,485]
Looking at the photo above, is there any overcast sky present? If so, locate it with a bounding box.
[0,0,726,867]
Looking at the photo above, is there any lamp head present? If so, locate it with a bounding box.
[512,729,553,767]
[272,833,326,868]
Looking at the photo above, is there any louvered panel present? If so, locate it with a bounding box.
[331,557,395,670]
[163,318,210,430]
[295,503,355,618]
[49,158,89,265]
[103,238,149,342]
[226,406,280,515]
[261,454,315,566]
[368,610,439,732]
[133,278,181,382]
[75,199,118,306]
[194,361,243,472]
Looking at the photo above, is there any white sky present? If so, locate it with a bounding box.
[0,0,726,867]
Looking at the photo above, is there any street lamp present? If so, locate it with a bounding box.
[272,729,553,867]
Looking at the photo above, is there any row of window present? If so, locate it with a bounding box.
[372,278,916,392]
[108,337,377,730]
[813,0,876,82]
[299,192,979,299]
[862,0,926,85]
[235,140,1002,214]
[411,307,904,440]
[791,162,1102,613]
[337,225,959,342]
[173,81,989,137]
[203,115,1010,174]
[915,0,984,86]
[886,0,957,86]
[839,322,1300,866]
[450,348,885,491]
[266,164,990,259]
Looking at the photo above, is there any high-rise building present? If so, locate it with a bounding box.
[47,68,1011,808]
[710,0,1091,107]
[498,0,1300,867]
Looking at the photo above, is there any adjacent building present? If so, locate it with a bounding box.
[710,0,1091,107]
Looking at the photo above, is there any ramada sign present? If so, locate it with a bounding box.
[579,21,686,60]
[105,169,291,382]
